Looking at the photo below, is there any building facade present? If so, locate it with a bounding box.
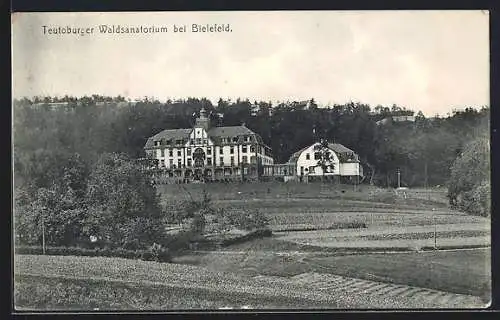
[143,107,274,183]
[262,142,363,183]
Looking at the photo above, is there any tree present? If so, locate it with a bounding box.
[84,153,164,249]
[313,139,336,182]
[447,135,490,216]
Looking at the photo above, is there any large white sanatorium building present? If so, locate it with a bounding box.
[144,107,274,182]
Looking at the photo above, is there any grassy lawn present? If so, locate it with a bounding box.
[158,182,450,208]
[305,249,491,299]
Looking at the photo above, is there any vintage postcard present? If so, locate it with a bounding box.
[12,10,491,311]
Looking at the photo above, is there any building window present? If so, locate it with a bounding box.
[220,146,224,154]
[190,139,195,145]
[243,167,248,174]
[232,137,238,143]
[176,139,182,145]
[177,159,182,168]
[196,138,201,144]
[314,152,320,160]
[161,149,165,157]
[177,150,182,156]
[309,166,315,174]
[230,156,235,165]
[250,145,256,153]
[242,145,247,153]
[306,153,310,160]
[166,140,172,145]
[160,159,165,167]
[187,158,192,167]
[169,149,173,157]
[187,148,191,156]
[230,147,234,154]
[220,157,224,166]
[242,156,248,163]
[155,141,161,146]
[203,139,207,144]
[207,157,212,166]
[207,147,212,155]
[169,159,173,166]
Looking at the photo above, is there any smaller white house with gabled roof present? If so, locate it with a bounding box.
[261,141,363,183]
[288,142,363,181]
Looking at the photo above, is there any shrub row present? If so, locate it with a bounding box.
[274,221,367,233]
[15,245,172,263]
[219,229,273,247]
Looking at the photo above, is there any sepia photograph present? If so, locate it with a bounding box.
[11,10,491,311]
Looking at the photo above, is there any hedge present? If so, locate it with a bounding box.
[219,229,273,247]
[14,245,172,263]
[274,221,367,233]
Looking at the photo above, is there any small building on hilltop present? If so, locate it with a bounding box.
[262,142,363,183]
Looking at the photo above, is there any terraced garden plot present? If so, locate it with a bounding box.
[267,210,488,231]
[214,198,449,213]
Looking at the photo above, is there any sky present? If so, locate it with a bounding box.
[12,11,489,116]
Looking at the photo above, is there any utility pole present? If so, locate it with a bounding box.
[41,206,46,255]
[424,160,430,201]
[433,215,437,250]
[397,168,401,188]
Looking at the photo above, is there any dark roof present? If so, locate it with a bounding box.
[144,128,192,148]
[145,125,264,149]
[327,143,355,154]
[207,126,255,137]
[288,142,359,163]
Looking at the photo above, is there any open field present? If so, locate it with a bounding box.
[14,254,487,310]
[14,183,490,310]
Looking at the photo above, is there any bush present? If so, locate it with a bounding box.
[220,208,270,231]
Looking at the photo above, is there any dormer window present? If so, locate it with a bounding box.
[155,141,161,147]
[232,137,238,143]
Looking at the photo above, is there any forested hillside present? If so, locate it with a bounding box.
[13,96,489,189]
